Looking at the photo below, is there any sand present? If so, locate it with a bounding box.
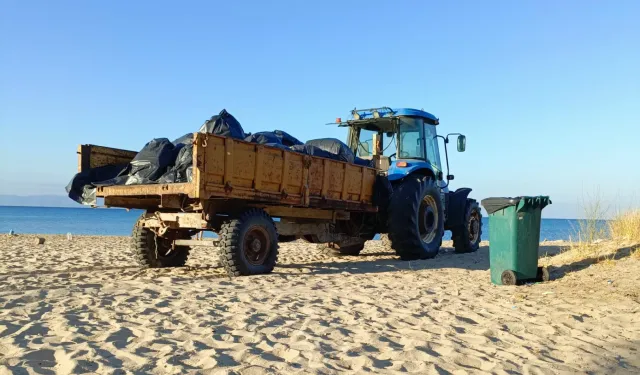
[0,235,638,374]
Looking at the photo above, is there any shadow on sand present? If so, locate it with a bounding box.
[276,244,558,276]
[277,242,638,280]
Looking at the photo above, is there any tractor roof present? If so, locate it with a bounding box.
[333,107,439,128]
[354,108,439,124]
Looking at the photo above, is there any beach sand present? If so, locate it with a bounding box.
[0,235,638,374]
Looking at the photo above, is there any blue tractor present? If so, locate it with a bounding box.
[339,107,483,260]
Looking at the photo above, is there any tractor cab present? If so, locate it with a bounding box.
[336,107,466,184]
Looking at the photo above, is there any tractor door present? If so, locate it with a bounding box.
[423,124,443,176]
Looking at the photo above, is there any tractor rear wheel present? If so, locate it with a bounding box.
[452,199,483,253]
[219,208,279,277]
[388,175,444,260]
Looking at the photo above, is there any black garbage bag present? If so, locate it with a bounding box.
[305,138,355,163]
[172,133,193,146]
[95,138,176,186]
[244,132,282,145]
[157,144,194,184]
[354,157,374,168]
[128,138,176,182]
[273,130,303,147]
[65,163,129,205]
[199,109,246,139]
[290,144,340,161]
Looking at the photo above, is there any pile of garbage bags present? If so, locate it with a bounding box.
[66,109,374,205]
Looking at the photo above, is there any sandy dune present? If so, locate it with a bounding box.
[0,235,638,374]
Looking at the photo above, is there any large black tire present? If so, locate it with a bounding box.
[452,199,483,253]
[388,176,444,260]
[132,222,191,268]
[219,209,279,277]
[318,241,365,256]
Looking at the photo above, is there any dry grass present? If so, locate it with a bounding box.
[608,209,640,261]
[564,191,610,262]
[609,209,640,244]
[562,188,640,264]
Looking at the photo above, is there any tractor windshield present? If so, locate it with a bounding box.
[397,117,426,159]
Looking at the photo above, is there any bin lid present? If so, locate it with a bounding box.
[481,196,551,215]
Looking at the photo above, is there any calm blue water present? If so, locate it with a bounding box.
[1,206,583,241]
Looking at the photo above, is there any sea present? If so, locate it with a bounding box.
[0,206,588,241]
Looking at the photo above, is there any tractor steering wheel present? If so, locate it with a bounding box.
[388,153,396,161]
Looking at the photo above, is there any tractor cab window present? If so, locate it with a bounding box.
[398,117,425,159]
[357,128,396,158]
[356,129,376,157]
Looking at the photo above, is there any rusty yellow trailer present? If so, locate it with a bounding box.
[81,132,377,212]
[78,133,380,277]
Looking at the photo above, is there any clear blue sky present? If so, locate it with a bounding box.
[1,0,639,218]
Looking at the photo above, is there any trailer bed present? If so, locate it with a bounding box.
[80,133,377,212]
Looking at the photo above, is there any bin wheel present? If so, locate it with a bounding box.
[537,266,550,282]
[218,208,279,277]
[501,270,518,286]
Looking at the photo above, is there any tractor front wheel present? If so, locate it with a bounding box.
[388,175,444,260]
[452,199,483,253]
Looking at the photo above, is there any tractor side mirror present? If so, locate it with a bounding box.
[457,135,466,152]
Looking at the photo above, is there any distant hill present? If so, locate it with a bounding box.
[0,195,85,208]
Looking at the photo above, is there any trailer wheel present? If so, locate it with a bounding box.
[318,241,364,256]
[132,221,191,268]
[388,175,444,260]
[219,209,279,277]
[451,199,483,253]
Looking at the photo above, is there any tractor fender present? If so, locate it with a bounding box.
[445,188,472,229]
[387,161,436,182]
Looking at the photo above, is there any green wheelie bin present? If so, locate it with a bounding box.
[481,196,551,285]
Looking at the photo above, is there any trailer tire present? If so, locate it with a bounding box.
[132,222,191,268]
[219,209,279,277]
[451,199,482,253]
[318,242,364,256]
[388,175,443,260]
